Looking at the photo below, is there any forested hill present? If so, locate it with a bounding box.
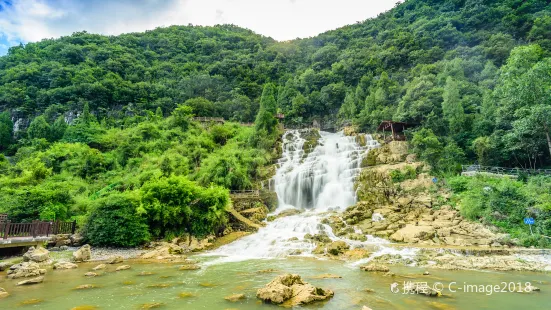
[1,0,551,170]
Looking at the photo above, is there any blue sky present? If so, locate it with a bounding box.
[0,0,398,56]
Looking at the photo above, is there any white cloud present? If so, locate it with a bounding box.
[0,0,398,46]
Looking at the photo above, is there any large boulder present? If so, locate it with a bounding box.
[53,262,78,270]
[390,225,435,243]
[23,246,50,263]
[7,262,46,279]
[17,276,44,286]
[256,274,334,306]
[72,244,91,262]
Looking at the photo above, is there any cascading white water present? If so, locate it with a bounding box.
[208,130,384,261]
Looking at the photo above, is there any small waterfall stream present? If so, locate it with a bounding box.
[209,130,408,261]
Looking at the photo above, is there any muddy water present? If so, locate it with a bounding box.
[1,256,550,309]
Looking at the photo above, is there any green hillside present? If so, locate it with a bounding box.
[1,0,550,246]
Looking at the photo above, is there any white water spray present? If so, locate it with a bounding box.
[209,130,385,261]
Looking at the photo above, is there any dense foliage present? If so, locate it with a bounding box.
[449,175,551,247]
[1,0,551,245]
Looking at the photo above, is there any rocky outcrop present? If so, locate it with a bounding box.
[17,276,44,286]
[53,262,78,270]
[23,246,50,263]
[7,262,46,279]
[390,225,436,243]
[256,274,334,306]
[72,245,91,262]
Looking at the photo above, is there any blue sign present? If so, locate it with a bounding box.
[524,217,535,225]
[432,177,438,184]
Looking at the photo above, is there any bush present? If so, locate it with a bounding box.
[389,166,417,183]
[140,176,229,238]
[83,192,150,247]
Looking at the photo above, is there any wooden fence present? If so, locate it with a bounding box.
[0,220,76,239]
[462,165,551,176]
[230,190,260,198]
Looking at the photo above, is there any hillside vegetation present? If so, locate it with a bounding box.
[1,0,551,246]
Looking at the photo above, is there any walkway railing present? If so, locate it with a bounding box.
[1,220,76,239]
[192,117,225,123]
[462,165,551,176]
[230,190,260,198]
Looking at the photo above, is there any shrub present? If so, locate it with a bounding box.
[83,192,150,247]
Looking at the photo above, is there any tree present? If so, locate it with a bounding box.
[337,91,357,123]
[183,97,216,117]
[27,115,51,140]
[411,128,443,169]
[50,116,67,141]
[0,112,13,151]
[255,83,278,134]
[442,77,465,133]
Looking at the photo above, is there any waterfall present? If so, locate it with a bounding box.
[207,130,382,261]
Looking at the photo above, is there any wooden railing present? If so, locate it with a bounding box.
[462,165,551,176]
[1,220,76,239]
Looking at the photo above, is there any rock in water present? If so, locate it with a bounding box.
[73,244,92,262]
[224,293,246,302]
[17,276,44,286]
[256,274,334,306]
[107,255,123,264]
[23,246,50,263]
[7,262,47,279]
[92,264,106,271]
[360,264,390,272]
[116,265,131,271]
[0,287,9,299]
[84,272,98,277]
[326,241,350,255]
[54,262,78,270]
